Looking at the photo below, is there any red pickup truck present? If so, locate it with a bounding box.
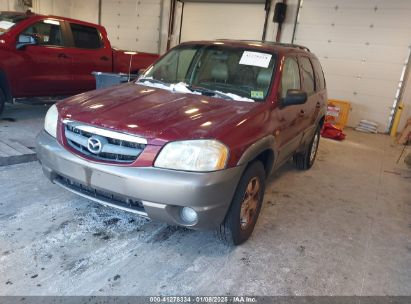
[0,11,159,113]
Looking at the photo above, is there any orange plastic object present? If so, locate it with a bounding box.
[325,99,351,130]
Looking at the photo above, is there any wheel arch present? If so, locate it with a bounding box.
[237,135,277,177]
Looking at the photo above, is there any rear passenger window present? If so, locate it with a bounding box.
[312,58,326,90]
[70,23,102,49]
[299,57,315,95]
[280,57,301,99]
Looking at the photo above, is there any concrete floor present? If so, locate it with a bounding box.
[0,103,410,296]
[0,103,49,148]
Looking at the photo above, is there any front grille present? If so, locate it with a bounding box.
[64,121,146,163]
[54,175,146,214]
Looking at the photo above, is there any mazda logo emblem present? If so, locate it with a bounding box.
[87,137,103,154]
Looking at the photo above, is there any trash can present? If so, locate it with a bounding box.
[92,72,139,89]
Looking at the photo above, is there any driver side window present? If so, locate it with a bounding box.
[280,57,301,98]
[152,48,197,83]
[22,20,63,47]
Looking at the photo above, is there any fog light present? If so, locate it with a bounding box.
[181,207,198,224]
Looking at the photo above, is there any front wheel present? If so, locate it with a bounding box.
[217,161,266,245]
[0,89,5,115]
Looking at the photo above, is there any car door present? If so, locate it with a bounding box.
[298,56,318,137]
[13,18,73,97]
[64,22,112,94]
[273,56,305,164]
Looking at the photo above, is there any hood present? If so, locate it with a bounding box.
[58,83,259,144]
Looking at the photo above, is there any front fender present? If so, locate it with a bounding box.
[237,135,278,176]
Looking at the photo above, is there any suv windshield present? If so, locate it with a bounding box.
[0,12,27,35]
[138,44,276,102]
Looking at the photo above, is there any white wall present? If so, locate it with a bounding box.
[170,1,285,48]
[32,0,99,23]
[101,0,162,53]
[0,0,28,11]
[179,2,266,42]
[292,0,411,133]
[278,0,299,43]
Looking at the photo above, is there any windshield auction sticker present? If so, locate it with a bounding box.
[239,51,272,68]
[0,21,15,30]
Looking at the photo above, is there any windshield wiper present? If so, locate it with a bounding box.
[186,85,233,100]
[137,78,169,87]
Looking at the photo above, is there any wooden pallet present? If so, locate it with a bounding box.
[0,139,37,166]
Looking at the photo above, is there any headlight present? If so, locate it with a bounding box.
[44,104,58,138]
[154,140,229,172]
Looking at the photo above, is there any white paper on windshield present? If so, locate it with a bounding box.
[0,21,15,30]
[239,51,272,68]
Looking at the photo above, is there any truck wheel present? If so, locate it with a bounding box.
[217,161,265,246]
[294,127,320,170]
[0,88,5,114]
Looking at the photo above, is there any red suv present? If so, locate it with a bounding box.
[36,40,327,245]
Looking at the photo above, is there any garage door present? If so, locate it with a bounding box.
[180,2,266,42]
[101,0,162,53]
[293,0,411,132]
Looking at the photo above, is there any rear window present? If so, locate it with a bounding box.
[312,58,326,91]
[0,12,27,35]
[70,23,102,49]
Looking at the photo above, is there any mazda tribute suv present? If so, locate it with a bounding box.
[36,40,327,245]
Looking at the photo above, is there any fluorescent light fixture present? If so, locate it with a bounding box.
[44,20,60,25]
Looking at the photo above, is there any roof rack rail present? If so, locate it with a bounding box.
[274,43,311,52]
[216,39,311,52]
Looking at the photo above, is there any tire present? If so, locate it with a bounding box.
[217,161,266,246]
[0,88,5,115]
[294,127,321,170]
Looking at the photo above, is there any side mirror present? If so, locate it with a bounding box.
[16,34,38,49]
[281,89,307,107]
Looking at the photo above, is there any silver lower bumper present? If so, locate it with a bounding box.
[36,130,245,229]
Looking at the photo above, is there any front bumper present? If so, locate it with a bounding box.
[36,130,245,229]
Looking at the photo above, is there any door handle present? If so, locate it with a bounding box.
[100,56,109,61]
[58,53,69,59]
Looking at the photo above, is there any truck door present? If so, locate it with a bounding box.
[13,19,73,97]
[64,22,112,94]
[274,56,305,164]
